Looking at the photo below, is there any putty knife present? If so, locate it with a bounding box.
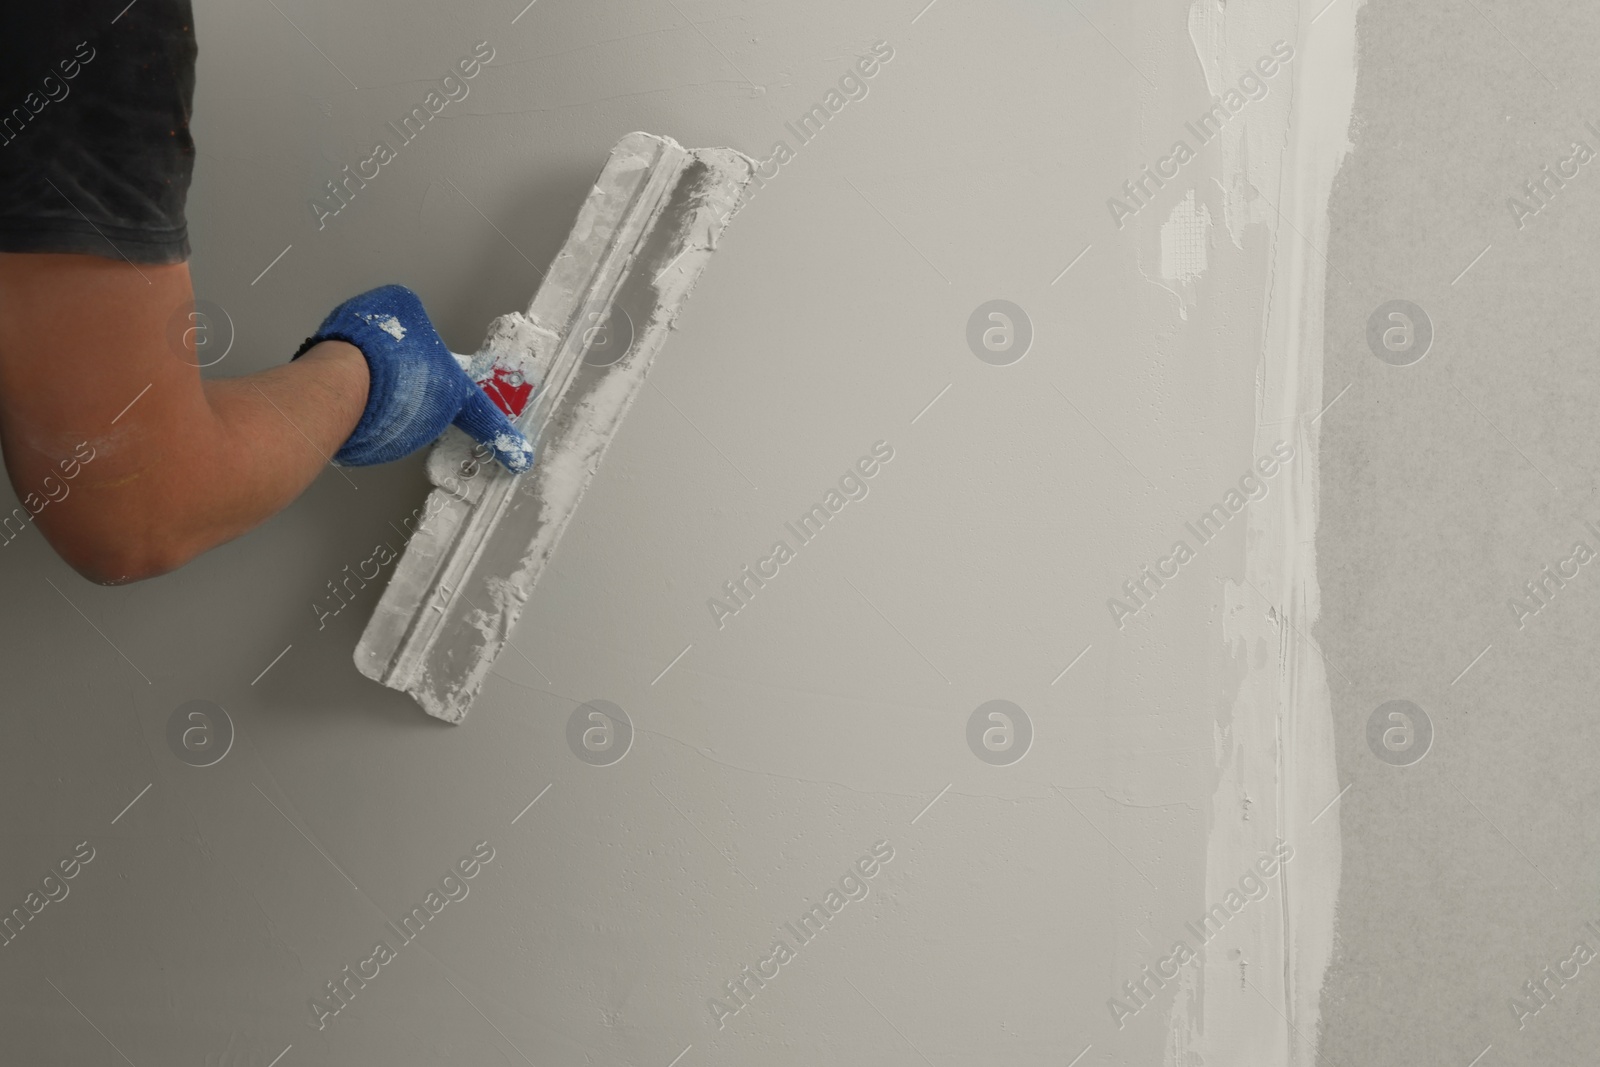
[354,132,755,722]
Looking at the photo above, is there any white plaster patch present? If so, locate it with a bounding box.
[366,314,407,340]
[1160,190,1212,288]
[493,432,534,472]
[1187,0,1291,246]
[1158,1,1362,1064]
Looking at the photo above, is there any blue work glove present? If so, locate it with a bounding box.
[292,284,534,472]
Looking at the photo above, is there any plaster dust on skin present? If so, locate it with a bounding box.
[1149,1,1359,1064]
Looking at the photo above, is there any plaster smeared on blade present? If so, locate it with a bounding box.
[353,133,756,724]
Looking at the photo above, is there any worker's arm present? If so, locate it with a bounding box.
[0,256,534,585]
[0,253,369,584]
[0,6,534,583]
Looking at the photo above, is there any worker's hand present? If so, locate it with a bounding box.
[295,284,534,472]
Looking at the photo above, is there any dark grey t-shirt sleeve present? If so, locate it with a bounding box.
[0,0,197,265]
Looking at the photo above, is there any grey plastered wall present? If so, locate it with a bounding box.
[1315,0,1600,1064]
[0,2,1313,1065]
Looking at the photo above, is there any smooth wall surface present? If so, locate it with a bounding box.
[0,2,1339,1064]
[1316,0,1600,1064]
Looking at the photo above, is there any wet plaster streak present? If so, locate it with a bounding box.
[354,133,755,722]
[1164,2,1360,1066]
